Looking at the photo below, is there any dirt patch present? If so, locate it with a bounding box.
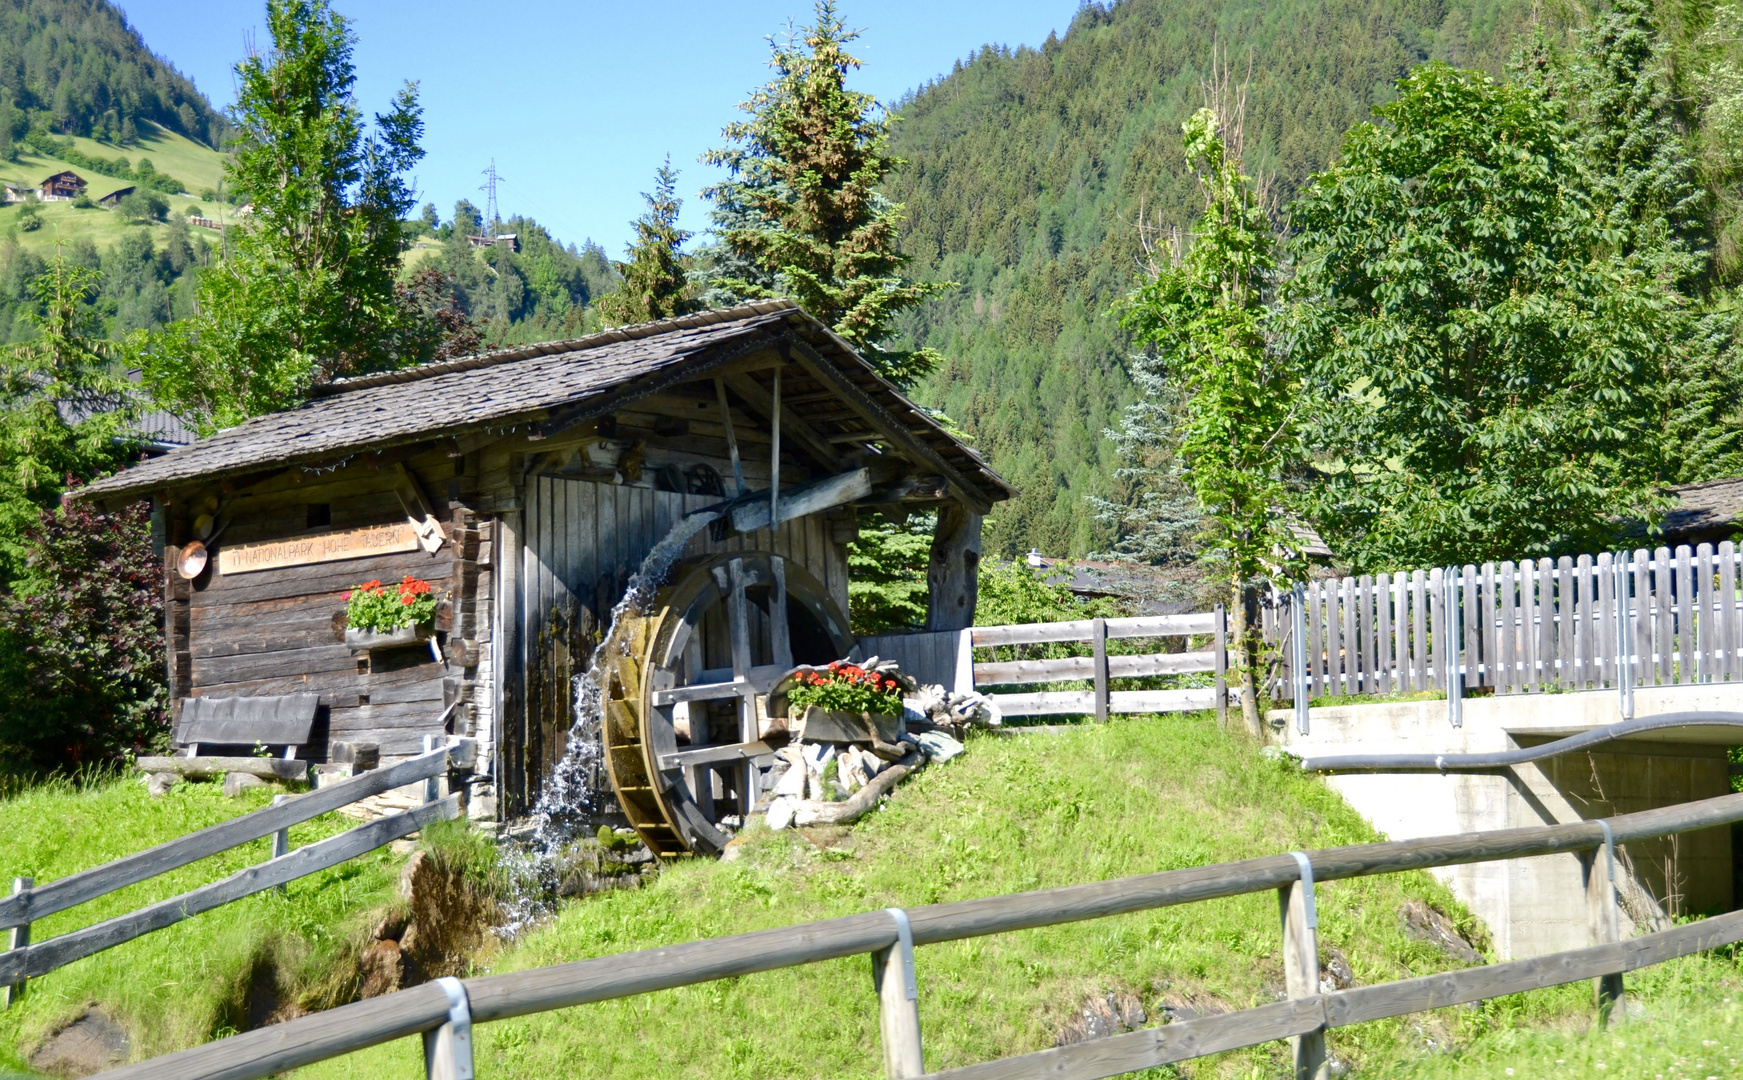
[1401,900,1484,964]
[30,1007,129,1077]
[1151,982,1235,1025]
[1055,990,1147,1046]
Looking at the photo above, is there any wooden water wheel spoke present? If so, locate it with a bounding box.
[599,550,853,856]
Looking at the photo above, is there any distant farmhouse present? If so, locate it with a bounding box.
[467,232,519,253]
[39,170,85,201]
[98,185,135,208]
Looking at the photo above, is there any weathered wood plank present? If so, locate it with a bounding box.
[1556,556,1574,689]
[1461,565,1479,689]
[985,688,1218,716]
[1676,544,1694,684]
[920,998,1326,1080]
[1327,907,1743,1027]
[1410,569,1426,692]
[0,749,451,931]
[1429,567,1444,691]
[973,651,1216,687]
[1723,542,1739,682]
[0,797,458,985]
[968,614,1214,648]
[1477,563,1495,690]
[657,741,772,770]
[1376,574,1393,695]
[1393,572,1409,693]
[1500,562,1517,693]
[178,694,319,748]
[1695,544,1713,683]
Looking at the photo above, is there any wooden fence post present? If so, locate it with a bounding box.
[1091,617,1108,725]
[272,794,292,894]
[1281,853,1328,1080]
[1585,822,1625,1028]
[874,908,924,1079]
[1214,604,1229,729]
[423,976,474,1080]
[4,876,29,1007]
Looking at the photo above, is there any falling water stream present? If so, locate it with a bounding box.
[500,507,724,930]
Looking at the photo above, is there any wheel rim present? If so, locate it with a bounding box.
[600,552,852,856]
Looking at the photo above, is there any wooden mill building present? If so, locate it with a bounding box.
[82,300,1011,829]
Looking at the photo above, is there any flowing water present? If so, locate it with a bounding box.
[500,507,723,931]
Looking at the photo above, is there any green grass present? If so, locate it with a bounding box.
[292,714,1544,1080]
[0,771,402,1073]
[1377,968,1743,1078]
[6,717,1739,1077]
[0,120,229,258]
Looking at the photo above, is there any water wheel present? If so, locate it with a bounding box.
[600,551,853,856]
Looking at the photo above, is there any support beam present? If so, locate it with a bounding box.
[926,504,982,631]
[714,379,745,496]
[722,373,842,472]
[770,368,781,531]
[785,337,994,513]
[725,468,872,536]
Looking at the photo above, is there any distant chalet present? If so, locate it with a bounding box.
[39,170,85,201]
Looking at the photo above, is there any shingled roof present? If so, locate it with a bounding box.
[80,299,1013,507]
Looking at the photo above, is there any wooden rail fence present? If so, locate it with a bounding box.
[1268,543,1743,705]
[93,789,1743,1080]
[1,743,468,1005]
[858,610,1230,721]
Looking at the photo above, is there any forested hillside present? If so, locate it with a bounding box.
[886,0,1535,559]
[0,0,226,148]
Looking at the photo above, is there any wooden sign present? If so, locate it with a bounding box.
[217,522,421,575]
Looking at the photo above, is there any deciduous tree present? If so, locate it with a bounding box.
[1286,63,1685,570]
[144,0,431,433]
[1118,101,1299,738]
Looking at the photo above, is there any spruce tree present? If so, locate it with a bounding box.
[1560,0,1741,483]
[598,158,698,326]
[703,0,943,388]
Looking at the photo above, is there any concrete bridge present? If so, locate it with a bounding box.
[1274,684,1741,958]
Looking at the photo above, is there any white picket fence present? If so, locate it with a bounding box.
[1265,542,1743,702]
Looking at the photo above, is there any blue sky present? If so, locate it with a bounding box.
[116,0,1076,254]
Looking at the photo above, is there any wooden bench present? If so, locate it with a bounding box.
[176,694,319,760]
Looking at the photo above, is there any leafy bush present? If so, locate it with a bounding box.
[115,189,169,223]
[15,202,39,231]
[343,575,437,633]
[786,661,904,716]
[0,497,168,768]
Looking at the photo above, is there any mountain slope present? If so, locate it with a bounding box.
[0,0,227,147]
[886,0,1534,559]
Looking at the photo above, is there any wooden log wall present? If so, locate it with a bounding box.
[164,448,493,761]
[509,473,852,815]
[1267,543,1743,701]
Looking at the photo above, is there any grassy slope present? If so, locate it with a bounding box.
[0,121,228,257]
[0,773,400,1072]
[294,713,1631,1080]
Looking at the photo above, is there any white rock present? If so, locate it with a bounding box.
[145,772,177,797]
[839,749,870,792]
[772,763,806,798]
[861,751,885,780]
[766,797,797,831]
[913,730,965,763]
[222,772,268,798]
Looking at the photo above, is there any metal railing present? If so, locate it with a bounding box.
[94,789,1743,1080]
